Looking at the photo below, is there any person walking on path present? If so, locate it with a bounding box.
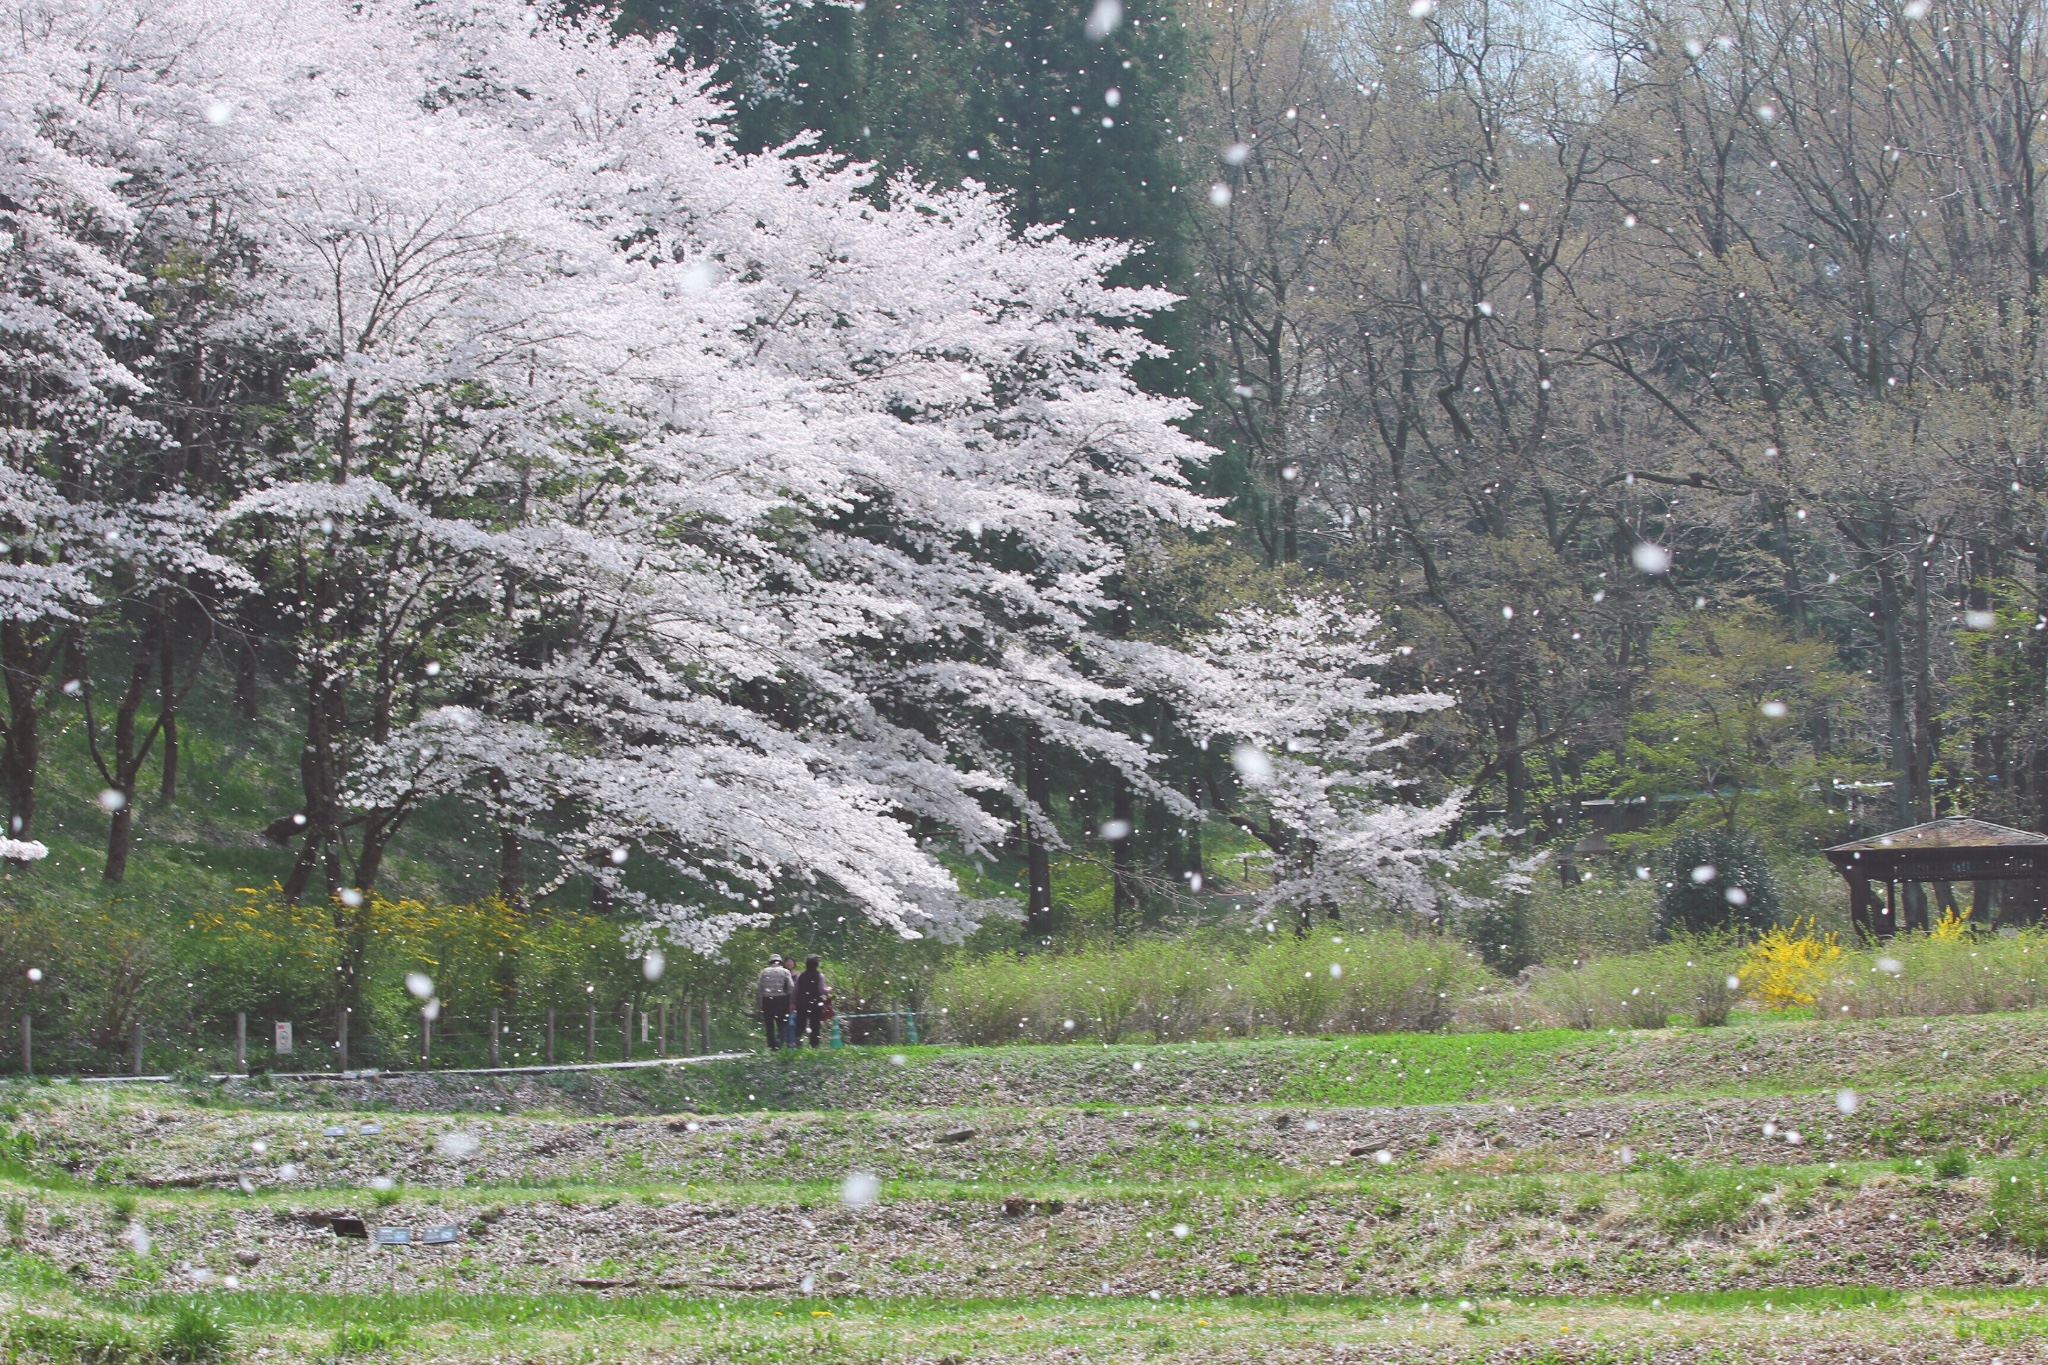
[794,954,828,1048]
[756,954,795,1050]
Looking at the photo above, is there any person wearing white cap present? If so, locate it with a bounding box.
[755,953,796,1050]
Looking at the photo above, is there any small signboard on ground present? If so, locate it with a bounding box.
[273,1022,293,1055]
[373,1226,411,1245]
[322,1125,347,1138]
[419,1224,462,1245]
[358,1123,381,1135]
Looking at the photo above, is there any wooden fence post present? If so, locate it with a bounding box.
[235,1013,246,1075]
[545,1007,555,1066]
[489,1007,500,1067]
[131,1022,143,1076]
[584,1004,595,1063]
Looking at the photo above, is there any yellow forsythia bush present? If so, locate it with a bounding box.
[1740,917,1841,1009]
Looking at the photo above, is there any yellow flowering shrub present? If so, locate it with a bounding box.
[1929,905,1972,942]
[189,887,539,1021]
[1739,917,1842,1010]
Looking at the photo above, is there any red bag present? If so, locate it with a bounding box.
[819,988,835,1022]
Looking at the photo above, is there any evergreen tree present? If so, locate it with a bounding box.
[1657,830,1781,940]
[601,0,1194,292]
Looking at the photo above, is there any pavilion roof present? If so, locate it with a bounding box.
[1825,816,2048,854]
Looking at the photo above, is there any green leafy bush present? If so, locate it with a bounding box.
[1987,1167,2048,1250]
[3,1312,146,1364]
[157,1305,230,1363]
[1525,936,1741,1030]
[1815,927,2048,1020]
[1657,829,1780,937]
[928,930,1486,1045]
[330,1322,408,1356]
[1651,1161,1771,1234]
[1524,874,1658,964]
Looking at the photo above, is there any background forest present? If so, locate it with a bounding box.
[2,0,2043,1072]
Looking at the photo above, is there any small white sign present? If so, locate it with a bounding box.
[273,1022,293,1055]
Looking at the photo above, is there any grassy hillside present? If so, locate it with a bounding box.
[18,669,524,920]
[2,1009,2048,1361]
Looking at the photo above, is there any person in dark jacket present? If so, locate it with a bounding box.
[794,954,828,1048]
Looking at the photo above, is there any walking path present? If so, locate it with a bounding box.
[65,1052,753,1086]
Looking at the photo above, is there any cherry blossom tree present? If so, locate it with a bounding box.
[1123,597,1469,927]
[171,0,1210,953]
[0,0,1470,969]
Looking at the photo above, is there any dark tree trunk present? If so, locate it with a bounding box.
[351,797,417,897]
[1912,555,1939,820]
[1875,561,1915,829]
[235,636,259,720]
[1495,686,1528,844]
[498,821,524,906]
[158,612,180,804]
[0,622,62,845]
[1022,732,1054,940]
[282,661,343,903]
[1110,773,1138,938]
[99,615,157,883]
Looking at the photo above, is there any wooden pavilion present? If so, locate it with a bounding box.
[1824,817,2048,937]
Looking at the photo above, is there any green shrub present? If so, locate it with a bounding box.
[1651,1162,1770,1234]
[928,952,1065,1045]
[1527,936,1742,1031]
[928,930,1486,1045]
[1459,980,1543,1032]
[1507,1180,1552,1216]
[4,1312,146,1363]
[1524,874,1658,965]
[1657,829,1779,937]
[1987,1167,2048,1249]
[1958,1312,2048,1347]
[1646,935,1746,1027]
[1247,936,1352,1034]
[1527,963,1618,1030]
[1815,926,2048,1020]
[1934,1148,1973,1180]
[157,1306,230,1364]
[330,1322,408,1356]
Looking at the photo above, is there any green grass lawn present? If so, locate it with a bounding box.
[13,1278,2048,1363]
